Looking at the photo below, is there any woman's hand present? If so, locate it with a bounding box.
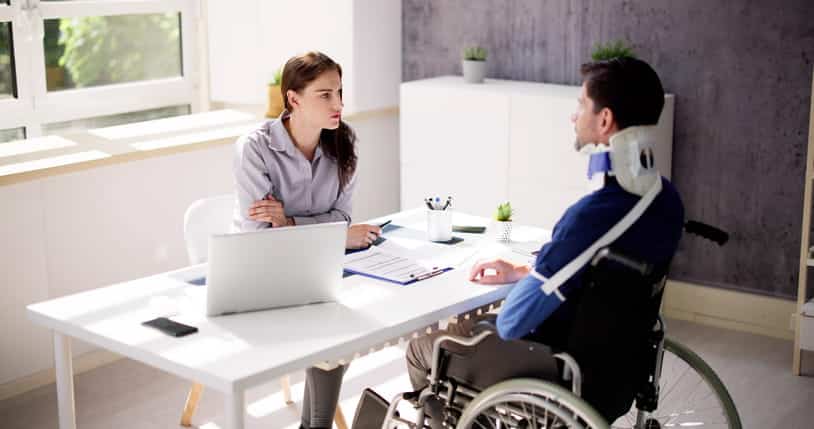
[249,196,293,227]
[346,224,382,249]
[469,258,531,285]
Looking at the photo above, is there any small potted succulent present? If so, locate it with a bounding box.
[266,67,284,118]
[462,46,487,83]
[493,202,513,242]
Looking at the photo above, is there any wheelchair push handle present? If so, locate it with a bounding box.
[684,220,729,246]
[590,247,653,277]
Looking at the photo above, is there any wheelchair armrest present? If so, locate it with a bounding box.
[470,316,498,336]
[429,330,494,386]
[553,352,583,397]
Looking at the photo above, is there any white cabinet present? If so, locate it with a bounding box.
[400,79,510,217]
[400,76,675,228]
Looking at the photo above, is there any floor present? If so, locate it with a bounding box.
[1,319,813,428]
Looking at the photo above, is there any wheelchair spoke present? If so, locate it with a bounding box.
[658,361,693,405]
[520,400,534,429]
[474,416,496,429]
[497,405,513,427]
[611,340,739,429]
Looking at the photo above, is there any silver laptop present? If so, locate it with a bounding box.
[205,221,347,316]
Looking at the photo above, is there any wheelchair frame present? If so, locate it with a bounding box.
[377,244,742,429]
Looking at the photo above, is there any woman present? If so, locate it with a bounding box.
[233,51,380,429]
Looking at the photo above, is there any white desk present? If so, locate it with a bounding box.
[27,209,549,429]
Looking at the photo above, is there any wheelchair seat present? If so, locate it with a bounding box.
[440,330,560,392]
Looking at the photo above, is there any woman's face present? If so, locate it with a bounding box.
[288,69,343,130]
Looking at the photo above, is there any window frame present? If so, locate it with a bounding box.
[0,0,200,139]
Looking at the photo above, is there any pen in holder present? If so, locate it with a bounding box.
[427,209,453,242]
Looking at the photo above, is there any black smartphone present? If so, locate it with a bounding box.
[142,317,198,337]
[452,225,486,233]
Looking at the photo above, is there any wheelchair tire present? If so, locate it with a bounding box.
[612,337,742,429]
[457,378,610,429]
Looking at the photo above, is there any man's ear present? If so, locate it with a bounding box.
[598,107,616,136]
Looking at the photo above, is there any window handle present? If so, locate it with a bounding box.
[19,0,43,41]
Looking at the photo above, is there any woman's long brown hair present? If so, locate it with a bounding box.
[281,52,358,192]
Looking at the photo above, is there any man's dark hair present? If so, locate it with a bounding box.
[580,57,665,130]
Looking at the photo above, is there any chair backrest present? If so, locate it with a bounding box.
[183,194,236,264]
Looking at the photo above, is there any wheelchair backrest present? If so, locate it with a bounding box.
[563,246,669,420]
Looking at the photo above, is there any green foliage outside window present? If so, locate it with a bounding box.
[57,13,181,88]
[0,23,12,95]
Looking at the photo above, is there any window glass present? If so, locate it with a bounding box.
[0,127,25,143]
[0,22,14,99]
[43,105,190,135]
[44,13,182,91]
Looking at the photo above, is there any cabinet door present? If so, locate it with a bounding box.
[509,90,588,229]
[400,84,510,218]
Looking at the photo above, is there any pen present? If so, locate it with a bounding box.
[413,268,447,281]
[424,198,434,210]
[442,196,452,210]
[377,219,392,229]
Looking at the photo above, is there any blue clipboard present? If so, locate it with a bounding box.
[342,266,454,286]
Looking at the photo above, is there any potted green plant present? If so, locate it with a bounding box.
[266,67,284,118]
[590,40,636,61]
[493,202,513,242]
[462,46,487,83]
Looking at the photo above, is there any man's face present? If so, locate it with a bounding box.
[571,82,601,151]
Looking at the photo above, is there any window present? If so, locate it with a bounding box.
[0,126,24,142]
[44,13,182,91]
[0,0,200,139]
[43,105,189,135]
[0,22,13,99]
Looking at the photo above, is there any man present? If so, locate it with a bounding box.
[405,57,685,424]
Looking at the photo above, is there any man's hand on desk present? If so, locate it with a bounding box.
[469,258,531,285]
[249,195,293,227]
[346,224,382,249]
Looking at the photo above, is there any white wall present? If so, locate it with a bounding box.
[0,113,400,391]
[206,0,401,114]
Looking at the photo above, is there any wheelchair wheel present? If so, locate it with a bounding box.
[612,337,742,429]
[458,378,610,429]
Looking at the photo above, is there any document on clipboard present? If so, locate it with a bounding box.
[343,246,452,285]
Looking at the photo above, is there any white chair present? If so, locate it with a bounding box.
[179,195,349,428]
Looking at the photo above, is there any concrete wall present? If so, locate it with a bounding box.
[403,0,814,298]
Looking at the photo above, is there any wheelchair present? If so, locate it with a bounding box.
[353,221,742,429]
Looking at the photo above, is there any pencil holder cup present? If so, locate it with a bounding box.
[427,209,453,242]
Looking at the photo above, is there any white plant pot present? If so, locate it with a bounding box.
[462,60,486,83]
[494,220,512,242]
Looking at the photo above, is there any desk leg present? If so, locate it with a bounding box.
[225,390,245,429]
[54,333,77,429]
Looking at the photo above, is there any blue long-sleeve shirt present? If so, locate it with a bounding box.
[496,176,684,340]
